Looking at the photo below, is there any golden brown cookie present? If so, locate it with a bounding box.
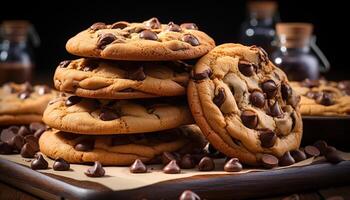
[0,82,57,125]
[39,125,206,165]
[290,79,350,116]
[54,58,190,99]
[188,44,303,166]
[66,17,215,61]
[43,95,194,135]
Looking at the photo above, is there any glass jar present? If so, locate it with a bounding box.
[271,23,330,81]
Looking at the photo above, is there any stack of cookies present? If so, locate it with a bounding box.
[40,17,215,166]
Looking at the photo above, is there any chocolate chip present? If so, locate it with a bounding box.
[53,158,70,171]
[290,149,307,162]
[139,30,158,41]
[167,22,182,32]
[259,130,277,148]
[182,34,200,46]
[316,93,334,106]
[9,135,24,151]
[179,190,201,200]
[262,80,277,99]
[301,79,320,88]
[0,141,13,154]
[58,60,71,68]
[90,22,106,31]
[130,159,147,173]
[37,86,51,95]
[238,61,255,77]
[97,33,117,49]
[250,90,265,108]
[128,66,146,81]
[111,21,129,29]
[65,96,81,106]
[224,158,243,172]
[279,151,295,166]
[304,145,320,158]
[34,128,45,138]
[163,160,181,174]
[313,140,328,155]
[74,138,94,151]
[99,108,120,121]
[198,157,215,171]
[24,135,38,144]
[8,126,19,133]
[180,23,198,30]
[85,161,105,177]
[213,88,226,107]
[180,154,195,169]
[23,82,33,92]
[241,110,258,129]
[18,91,30,99]
[82,59,99,72]
[269,101,283,118]
[31,154,48,170]
[1,128,16,143]
[20,141,39,158]
[161,152,177,165]
[261,154,278,168]
[281,83,292,100]
[144,17,161,29]
[324,146,345,164]
[191,68,212,81]
[29,122,46,133]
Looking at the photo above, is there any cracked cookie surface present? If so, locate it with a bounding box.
[188,43,303,166]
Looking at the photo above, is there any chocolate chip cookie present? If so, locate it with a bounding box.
[43,95,194,134]
[0,83,57,125]
[188,44,303,166]
[66,17,215,61]
[39,125,206,165]
[290,79,350,116]
[54,58,190,99]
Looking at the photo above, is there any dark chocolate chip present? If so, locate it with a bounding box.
[198,157,215,171]
[281,83,292,100]
[85,161,105,177]
[182,34,200,46]
[97,33,117,49]
[269,101,283,118]
[34,128,45,138]
[167,22,182,32]
[29,122,46,133]
[316,93,334,106]
[82,59,99,72]
[161,152,177,165]
[163,160,181,174]
[262,80,277,99]
[1,128,16,143]
[208,143,218,154]
[59,60,71,68]
[241,110,258,129]
[74,138,94,152]
[18,91,30,99]
[20,141,39,158]
[313,140,328,155]
[111,21,128,29]
[144,17,161,29]
[8,126,19,133]
[279,151,295,166]
[24,135,38,144]
[290,149,307,162]
[31,154,48,170]
[261,154,278,168]
[191,68,212,81]
[65,96,82,106]
[250,90,265,108]
[259,130,277,148]
[324,146,345,164]
[99,108,120,121]
[53,158,70,171]
[180,23,198,30]
[0,142,13,154]
[128,66,146,81]
[213,88,226,107]
[179,190,201,200]
[180,154,195,169]
[238,61,255,77]
[9,135,24,151]
[139,30,158,41]
[304,145,320,158]
[130,159,147,173]
[90,22,106,31]
[224,158,243,172]
[37,86,51,95]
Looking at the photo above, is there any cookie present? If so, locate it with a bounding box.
[66,17,215,61]
[43,95,194,134]
[290,79,350,116]
[0,83,57,125]
[39,125,206,165]
[187,44,303,166]
[54,58,190,99]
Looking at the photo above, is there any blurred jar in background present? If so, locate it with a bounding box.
[271,23,330,81]
[0,20,40,84]
[239,0,279,55]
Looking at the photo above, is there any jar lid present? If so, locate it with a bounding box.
[248,1,277,18]
[276,23,313,39]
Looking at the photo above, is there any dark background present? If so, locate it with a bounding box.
[1,0,348,83]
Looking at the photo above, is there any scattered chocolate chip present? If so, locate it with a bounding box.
[144,17,161,29]
[213,88,226,107]
[324,146,344,164]
[269,101,283,118]
[90,22,106,31]
[85,161,105,177]
[180,23,198,30]
[241,110,258,129]
[20,141,39,158]
[29,122,46,133]
[182,34,200,46]
[261,154,278,168]
[8,126,19,133]
[9,135,24,151]
[238,61,255,77]
[0,142,13,154]
[262,80,277,99]
[1,128,16,143]
[162,152,177,165]
[279,151,295,166]
[316,93,334,106]
[167,22,181,32]
[130,159,147,173]
[24,135,38,144]
[250,90,265,108]
[18,91,30,99]
[180,154,195,169]
[163,160,181,174]
[191,68,212,81]
[224,158,243,172]
[31,154,48,170]
[290,149,307,162]
[97,33,117,49]
[139,30,158,41]
[128,66,146,81]
[58,60,71,68]
[281,83,292,100]
[74,138,94,151]
[304,145,320,158]
[99,108,120,121]
[179,190,201,200]
[37,86,51,95]
[34,128,45,138]
[53,158,70,171]
[259,130,277,148]
[198,157,215,171]
[111,21,129,29]
[313,140,328,155]
[65,96,81,106]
